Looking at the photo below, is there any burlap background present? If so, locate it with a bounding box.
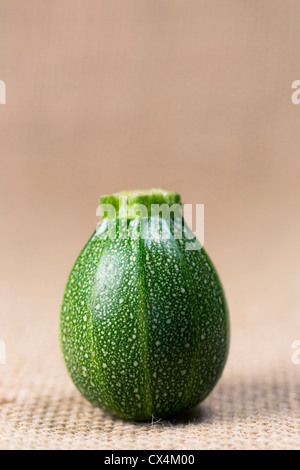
[1,313,299,450]
[1,1,300,449]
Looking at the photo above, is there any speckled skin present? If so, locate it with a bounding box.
[60,208,229,420]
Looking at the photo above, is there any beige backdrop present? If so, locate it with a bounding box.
[0,1,299,449]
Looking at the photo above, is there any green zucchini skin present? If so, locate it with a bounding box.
[60,216,229,420]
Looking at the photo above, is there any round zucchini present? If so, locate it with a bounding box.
[60,189,229,420]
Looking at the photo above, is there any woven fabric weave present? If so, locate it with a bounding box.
[0,311,299,450]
